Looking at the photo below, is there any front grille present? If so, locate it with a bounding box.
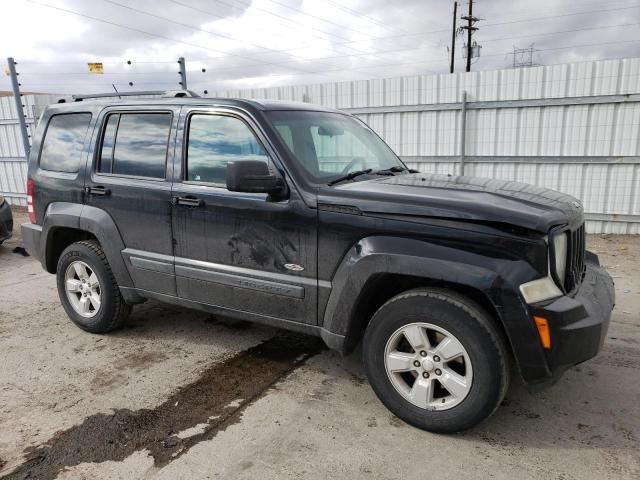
[564,223,586,292]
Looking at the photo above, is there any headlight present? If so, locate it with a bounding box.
[553,232,568,285]
[519,277,563,304]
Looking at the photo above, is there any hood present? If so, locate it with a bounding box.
[320,173,583,233]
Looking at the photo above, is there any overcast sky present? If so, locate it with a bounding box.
[1,0,639,95]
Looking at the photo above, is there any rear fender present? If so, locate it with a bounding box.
[41,203,134,289]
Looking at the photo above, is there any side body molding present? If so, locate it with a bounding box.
[321,236,551,382]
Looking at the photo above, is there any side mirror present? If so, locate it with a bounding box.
[226,160,287,196]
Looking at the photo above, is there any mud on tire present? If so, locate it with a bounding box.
[56,240,131,333]
[363,288,510,433]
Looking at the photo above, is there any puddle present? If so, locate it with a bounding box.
[3,333,325,480]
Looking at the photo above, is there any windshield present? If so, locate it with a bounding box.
[265,110,405,183]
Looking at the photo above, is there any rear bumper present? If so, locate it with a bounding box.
[21,222,43,261]
[528,255,614,387]
[0,201,13,241]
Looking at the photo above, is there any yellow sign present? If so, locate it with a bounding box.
[87,63,104,74]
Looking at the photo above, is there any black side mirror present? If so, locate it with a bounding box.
[226,160,287,196]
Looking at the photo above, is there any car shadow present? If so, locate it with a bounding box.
[326,338,639,458]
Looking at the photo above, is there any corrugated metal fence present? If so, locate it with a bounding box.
[2,58,640,233]
[0,93,62,206]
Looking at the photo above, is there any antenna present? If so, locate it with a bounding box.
[111,84,122,99]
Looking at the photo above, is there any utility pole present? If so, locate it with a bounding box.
[450,1,457,74]
[178,57,187,90]
[6,57,30,157]
[461,0,479,72]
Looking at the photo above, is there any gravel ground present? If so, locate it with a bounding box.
[1,208,638,479]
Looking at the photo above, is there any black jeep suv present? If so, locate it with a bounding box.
[21,92,614,432]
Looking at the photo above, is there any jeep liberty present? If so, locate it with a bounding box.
[21,91,615,432]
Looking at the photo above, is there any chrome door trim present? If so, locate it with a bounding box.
[176,264,305,299]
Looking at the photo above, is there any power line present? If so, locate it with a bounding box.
[20,0,640,75]
[178,0,370,54]
[322,0,396,32]
[101,0,326,65]
[15,18,639,83]
[299,4,640,53]
[22,0,369,81]
[259,0,381,39]
[23,0,253,59]
[181,21,639,75]
[216,39,640,80]
[481,21,639,44]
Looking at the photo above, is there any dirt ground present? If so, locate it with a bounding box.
[1,208,639,480]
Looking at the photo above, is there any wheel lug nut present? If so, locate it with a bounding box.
[413,360,420,367]
[420,351,427,357]
[422,372,429,379]
[433,355,440,362]
[435,368,442,375]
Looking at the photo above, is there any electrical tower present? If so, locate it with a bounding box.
[511,45,538,68]
[460,0,480,72]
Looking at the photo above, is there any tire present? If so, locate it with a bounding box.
[56,240,131,333]
[363,288,510,433]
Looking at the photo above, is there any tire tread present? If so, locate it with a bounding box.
[57,240,130,333]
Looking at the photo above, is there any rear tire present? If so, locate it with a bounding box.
[56,240,131,333]
[363,288,510,433]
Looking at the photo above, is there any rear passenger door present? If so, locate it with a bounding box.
[85,107,180,296]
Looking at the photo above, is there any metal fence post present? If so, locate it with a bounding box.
[178,57,188,90]
[7,57,31,157]
[459,90,467,176]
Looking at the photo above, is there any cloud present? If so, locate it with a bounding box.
[1,0,638,95]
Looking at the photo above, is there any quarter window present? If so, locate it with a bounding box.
[39,113,92,173]
[98,112,171,178]
[186,114,269,184]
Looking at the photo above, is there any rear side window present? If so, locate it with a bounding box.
[98,112,172,178]
[186,114,269,184]
[39,113,92,173]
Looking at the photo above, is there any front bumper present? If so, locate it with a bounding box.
[0,201,13,242]
[528,254,614,386]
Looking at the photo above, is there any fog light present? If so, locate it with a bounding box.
[533,316,551,349]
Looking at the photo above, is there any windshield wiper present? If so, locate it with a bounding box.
[370,166,421,176]
[327,168,373,186]
[372,165,409,175]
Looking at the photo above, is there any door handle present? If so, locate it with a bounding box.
[84,186,110,196]
[172,196,204,207]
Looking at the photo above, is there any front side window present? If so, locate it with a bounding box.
[186,114,269,184]
[39,113,92,173]
[98,112,171,178]
[266,110,404,182]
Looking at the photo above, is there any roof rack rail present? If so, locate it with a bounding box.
[71,90,200,101]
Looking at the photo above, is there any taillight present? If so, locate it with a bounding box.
[27,179,36,223]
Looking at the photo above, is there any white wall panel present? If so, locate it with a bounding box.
[1,58,639,233]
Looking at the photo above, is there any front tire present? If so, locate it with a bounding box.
[363,288,510,433]
[56,240,131,333]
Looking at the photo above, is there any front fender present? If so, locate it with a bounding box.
[321,236,552,382]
